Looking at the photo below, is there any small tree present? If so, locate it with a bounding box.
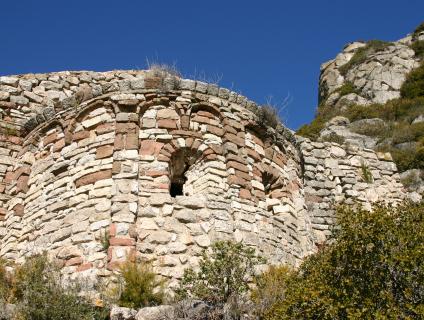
[258,202,424,320]
[13,254,108,320]
[117,260,166,309]
[177,241,264,306]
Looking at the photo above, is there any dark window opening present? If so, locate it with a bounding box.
[170,181,184,197]
[262,171,276,195]
[170,150,191,198]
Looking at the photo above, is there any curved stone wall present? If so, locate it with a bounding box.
[0,70,407,289]
[0,70,313,288]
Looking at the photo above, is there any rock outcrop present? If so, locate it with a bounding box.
[319,34,422,107]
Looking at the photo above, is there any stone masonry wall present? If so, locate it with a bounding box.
[301,138,405,244]
[0,70,406,289]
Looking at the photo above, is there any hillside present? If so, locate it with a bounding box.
[298,22,424,194]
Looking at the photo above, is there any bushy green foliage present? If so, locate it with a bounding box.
[335,82,359,97]
[339,40,391,76]
[177,241,264,305]
[0,259,12,302]
[411,40,424,59]
[321,133,345,144]
[251,265,295,318]
[12,254,107,320]
[256,202,424,320]
[117,260,165,309]
[401,63,424,99]
[412,22,424,40]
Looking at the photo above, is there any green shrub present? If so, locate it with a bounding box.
[0,259,12,302]
[360,162,373,183]
[251,265,295,319]
[401,63,424,99]
[13,254,107,320]
[177,241,264,305]
[117,260,165,309]
[411,40,424,59]
[335,81,360,97]
[260,202,424,320]
[339,40,391,76]
[321,133,345,144]
[412,22,424,40]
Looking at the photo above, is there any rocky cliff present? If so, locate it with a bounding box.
[299,23,424,197]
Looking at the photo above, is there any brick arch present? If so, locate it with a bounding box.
[22,119,66,151]
[64,100,116,144]
[188,102,223,120]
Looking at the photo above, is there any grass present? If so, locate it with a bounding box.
[334,81,360,97]
[339,40,391,76]
[297,95,424,171]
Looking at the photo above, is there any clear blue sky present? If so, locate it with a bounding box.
[1,1,423,129]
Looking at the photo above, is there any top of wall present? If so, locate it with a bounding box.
[0,70,295,144]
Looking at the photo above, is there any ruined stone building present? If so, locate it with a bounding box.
[0,69,406,288]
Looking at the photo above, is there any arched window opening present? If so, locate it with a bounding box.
[169,149,197,198]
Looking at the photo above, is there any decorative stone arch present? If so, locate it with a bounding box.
[157,137,223,197]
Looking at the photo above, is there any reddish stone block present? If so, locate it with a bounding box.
[207,125,224,136]
[157,119,178,129]
[157,155,170,162]
[197,110,215,118]
[227,175,249,187]
[140,140,163,156]
[112,161,121,174]
[185,137,194,148]
[96,123,115,134]
[72,130,90,141]
[227,160,249,173]
[180,115,190,129]
[54,138,65,152]
[192,140,201,150]
[17,175,29,193]
[114,134,125,150]
[125,133,139,150]
[192,115,210,124]
[0,207,6,220]
[43,132,58,146]
[254,190,266,199]
[76,263,93,272]
[109,237,135,246]
[13,204,24,216]
[225,133,244,147]
[116,122,138,134]
[210,144,223,155]
[65,257,83,266]
[246,148,261,161]
[234,170,251,182]
[239,188,251,199]
[75,169,112,188]
[273,153,287,168]
[145,170,169,177]
[204,154,218,161]
[96,145,113,159]
[109,223,117,237]
[14,166,31,180]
